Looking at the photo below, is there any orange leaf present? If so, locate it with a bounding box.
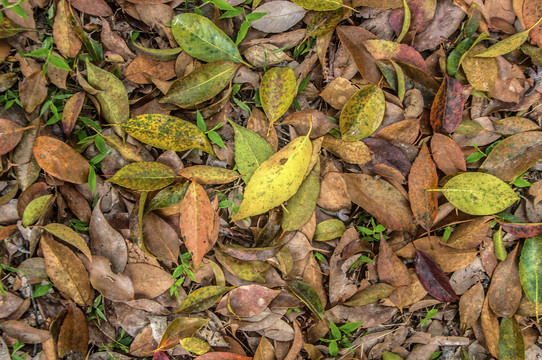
[408,143,438,230]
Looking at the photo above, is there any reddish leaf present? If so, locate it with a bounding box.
[0,118,23,156]
[153,350,170,360]
[377,238,410,287]
[364,39,428,71]
[408,143,438,230]
[498,221,542,238]
[487,244,522,317]
[336,26,381,83]
[62,92,85,137]
[70,0,113,16]
[194,352,252,360]
[430,74,464,134]
[430,133,466,175]
[414,248,459,302]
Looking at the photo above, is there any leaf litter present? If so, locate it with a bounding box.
[1,0,542,359]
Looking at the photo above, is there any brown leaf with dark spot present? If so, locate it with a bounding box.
[408,143,438,230]
[414,248,459,302]
[488,244,522,317]
[58,184,91,223]
[281,109,337,140]
[57,303,89,358]
[377,238,410,287]
[62,92,85,137]
[430,74,464,134]
[430,133,466,175]
[498,221,542,238]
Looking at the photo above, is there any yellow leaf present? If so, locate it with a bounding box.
[260,66,297,125]
[232,133,312,221]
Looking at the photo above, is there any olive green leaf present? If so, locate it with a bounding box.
[85,59,129,137]
[519,236,542,318]
[122,114,214,156]
[172,13,242,63]
[340,84,385,141]
[129,40,182,61]
[107,162,176,191]
[313,219,346,241]
[282,161,320,231]
[291,0,343,11]
[160,61,239,108]
[260,66,297,125]
[229,120,274,183]
[438,173,519,215]
[286,279,325,320]
[22,194,54,227]
[498,317,525,360]
[177,286,234,313]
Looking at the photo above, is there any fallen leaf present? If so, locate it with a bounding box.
[286,279,325,320]
[519,236,542,315]
[0,320,50,344]
[123,263,174,299]
[498,317,525,360]
[107,161,176,191]
[19,72,47,113]
[408,143,438,230]
[143,212,179,264]
[440,173,519,216]
[70,0,113,16]
[22,194,53,227]
[61,91,85,137]
[216,285,280,317]
[430,133,466,175]
[0,118,23,156]
[157,317,210,351]
[364,40,428,71]
[180,337,212,355]
[459,281,484,332]
[378,238,411,287]
[446,216,491,250]
[53,0,81,58]
[57,304,88,357]
[481,293,500,358]
[291,0,343,11]
[178,286,233,313]
[215,248,270,283]
[260,66,297,125]
[339,84,385,141]
[193,353,252,360]
[415,248,459,302]
[125,55,176,84]
[172,13,242,63]
[44,223,92,263]
[430,74,464,134]
[179,165,240,185]
[282,160,320,231]
[313,219,346,241]
[250,2,306,33]
[344,283,394,307]
[488,244,522,317]
[178,181,219,268]
[336,26,381,83]
[88,256,134,302]
[322,135,373,165]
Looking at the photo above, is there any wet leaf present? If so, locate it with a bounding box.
[157,317,209,351]
[408,143,438,230]
[343,173,414,232]
[0,118,23,156]
[282,161,320,231]
[291,0,343,11]
[22,194,53,227]
[61,92,85,137]
[160,61,238,107]
[430,74,464,134]
[232,132,312,221]
[322,135,373,165]
[286,279,325,320]
[488,244,522,317]
[178,181,219,268]
[122,114,215,156]
[44,223,92,263]
[378,238,410,287]
[339,84,385,141]
[85,59,129,136]
[178,286,233,313]
[41,233,93,306]
[107,162,176,191]
[172,13,242,63]
[440,173,519,216]
[179,165,240,185]
[313,219,346,241]
[53,0,81,58]
[430,133,466,175]
[498,317,525,360]
[33,136,90,184]
[57,304,88,358]
[479,131,542,182]
[260,66,297,124]
[414,248,459,302]
[216,284,280,317]
[519,236,542,311]
[459,282,484,332]
[344,283,394,306]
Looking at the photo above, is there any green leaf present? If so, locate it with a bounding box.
[260,66,297,124]
[107,162,176,191]
[291,0,343,11]
[232,132,312,221]
[48,55,71,71]
[396,0,410,43]
[172,13,242,63]
[228,120,274,183]
[282,161,320,231]
[22,194,54,227]
[160,61,238,108]
[447,32,488,77]
[236,19,250,45]
[12,4,28,19]
[122,114,215,156]
[177,286,233,313]
[519,236,542,316]
[439,172,519,215]
[246,12,267,22]
[340,84,385,141]
[330,321,341,340]
[286,279,325,320]
[85,59,129,137]
[313,219,346,241]
[498,317,525,360]
[206,0,236,11]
